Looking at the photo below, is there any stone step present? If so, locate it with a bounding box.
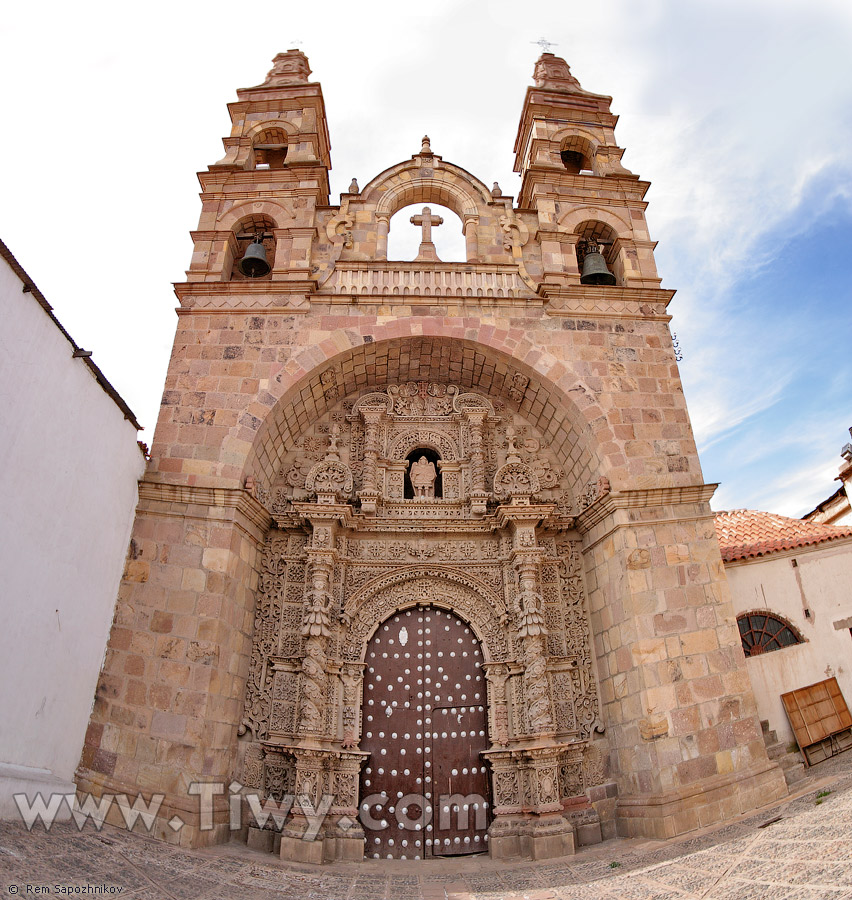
[780,755,807,786]
[766,741,788,760]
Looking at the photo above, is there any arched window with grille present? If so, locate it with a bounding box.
[737,611,804,657]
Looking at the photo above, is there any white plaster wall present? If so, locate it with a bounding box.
[0,256,145,816]
[725,540,852,745]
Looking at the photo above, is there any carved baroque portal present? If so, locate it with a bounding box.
[239,383,606,854]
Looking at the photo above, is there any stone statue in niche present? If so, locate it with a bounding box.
[410,456,437,498]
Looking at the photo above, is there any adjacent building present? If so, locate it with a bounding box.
[0,240,144,818]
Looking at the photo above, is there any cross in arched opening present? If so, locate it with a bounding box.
[410,206,444,261]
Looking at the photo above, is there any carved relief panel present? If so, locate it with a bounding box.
[264,382,573,518]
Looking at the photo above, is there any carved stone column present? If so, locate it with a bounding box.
[375,214,390,260]
[463,214,479,262]
[496,501,557,739]
[514,550,555,737]
[291,501,353,744]
[467,411,488,515]
[359,411,382,513]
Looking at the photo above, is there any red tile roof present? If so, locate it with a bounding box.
[714,509,852,562]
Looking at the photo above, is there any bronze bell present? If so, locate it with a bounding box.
[580,248,616,286]
[239,237,270,278]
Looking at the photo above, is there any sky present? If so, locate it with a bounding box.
[1,0,850,517]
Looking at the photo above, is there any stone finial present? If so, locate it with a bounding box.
[348,178,359,193]
[263,49,311,86]
[421,135,432,155]
[533,52,583,92]
[491,182,502,198]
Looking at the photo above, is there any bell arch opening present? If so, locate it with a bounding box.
[230,213,275,281]
[387,202,466,262]
[251,127,288,169]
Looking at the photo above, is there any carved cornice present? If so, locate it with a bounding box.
[541,284,675,320]
[576,483,719,534]
[174,280,315,312]
[291,501,355,529]
[137,480,272,536]
[495,503,556,529]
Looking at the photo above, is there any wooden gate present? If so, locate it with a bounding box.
[359,607,490,859]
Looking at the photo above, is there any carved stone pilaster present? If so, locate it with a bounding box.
[278,747,367,864]
[242,743,264,790]
[359,411,382,513]
[525,747,563,813]
[484,744,577,860]
[339,662,365,749]
[484,749,522,814]
[483,663,511,748]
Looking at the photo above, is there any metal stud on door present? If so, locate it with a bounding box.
[359,608,490,859]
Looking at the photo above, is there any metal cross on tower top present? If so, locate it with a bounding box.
[532,37,557,53]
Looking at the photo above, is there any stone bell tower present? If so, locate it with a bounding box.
[77,50,788,860]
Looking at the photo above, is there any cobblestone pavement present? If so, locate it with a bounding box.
[2,753,852,899]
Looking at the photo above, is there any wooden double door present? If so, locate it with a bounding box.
[359,607,490,859]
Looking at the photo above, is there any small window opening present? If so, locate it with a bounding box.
[404,448,442,499]
[737,612,804,657]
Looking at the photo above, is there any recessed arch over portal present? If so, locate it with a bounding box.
[241,333,607,501]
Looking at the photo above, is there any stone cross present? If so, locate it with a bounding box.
[410,206,443,261]
[411,206,443,244]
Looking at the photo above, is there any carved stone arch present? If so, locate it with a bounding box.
[552,126,602,154]
[217,200,293,232]
[558,206,632,239]
[362,158,491,220]
[243,118,300,142]
[552,128,601,173]
[341,567,510,664]
[387,428,459,461]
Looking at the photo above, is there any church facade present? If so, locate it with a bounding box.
[76,50,788,861]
